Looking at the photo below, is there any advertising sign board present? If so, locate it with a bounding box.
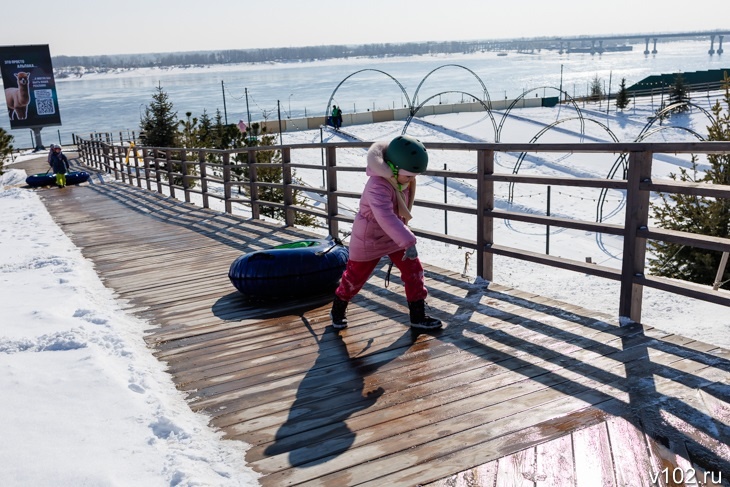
[0,44,62,129]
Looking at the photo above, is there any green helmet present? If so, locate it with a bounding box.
[386,135,428,174]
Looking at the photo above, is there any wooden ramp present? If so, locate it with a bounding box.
[18,156,729,486]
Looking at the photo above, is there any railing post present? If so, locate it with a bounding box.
[325,145,340,239]
[199,150,209,209]
[154,149,163,194]
[141,148,151,191]
[93,138,102,170]
[106,144,118,180]
[181,150,190,203]
[90,138,96,169]
[132,143,142,188]
[282,147,294,226]
[477,148,494,281]
[223,152,232,214]
[248,149,260,219]
[165,150,175,199]
[117,145,127,184]
[619,150,653,324]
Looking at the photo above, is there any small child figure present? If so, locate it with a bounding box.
[49,145,69,188]
[47,144,57,166]
[330,134,442,330]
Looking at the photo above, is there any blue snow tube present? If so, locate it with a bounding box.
[26,171,90,187]
[228,238,349,299]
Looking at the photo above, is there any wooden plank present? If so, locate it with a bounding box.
[424,461,498,487]
[386,408,611,487]
[535,435,575,487]
[699,387,730,433]
[606,415,655,487]
[495,448,536,486]
[645,432,703,487]
[573,422,616,487]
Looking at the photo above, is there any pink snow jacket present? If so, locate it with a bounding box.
[348,141,417,261]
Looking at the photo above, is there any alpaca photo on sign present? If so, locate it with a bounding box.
[5,71,31,120]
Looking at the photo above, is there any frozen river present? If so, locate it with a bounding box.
[1,39,727,147]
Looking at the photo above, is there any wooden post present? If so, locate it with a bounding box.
[166,150,175,199]
[108,144,118,180]
[111,145,120,182]
[142,148,151,191]
[199,150,209,209]
[282,147,294,226]
[546,185,551,255]
[223,152,232,214]
[131,142,142,188]
[713,252,729,290]
[477,148,494,281]
[619,150,653,324]
[443,162,448,235]
[325,145,339,239]
[180,150,190,204]
[248,149,260,219]
[115,145,125,183]
[154,149,163,194]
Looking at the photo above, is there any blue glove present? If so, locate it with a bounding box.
[403,245,418,261]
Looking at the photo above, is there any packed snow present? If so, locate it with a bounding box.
[1,89,728,486]
[0,177,259,484]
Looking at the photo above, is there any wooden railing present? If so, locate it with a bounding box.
[76,137,730,325]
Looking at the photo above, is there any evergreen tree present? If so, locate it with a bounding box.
[174,111,201,187]
[139,84,178,147]
[178,111,198,148]
[211,109,240,149]
[0,128,13,175]
[196,109,214,148]
[668,72,690,113]
[615,78,630,110]
[648,78,730,288]
[590,74,603,101]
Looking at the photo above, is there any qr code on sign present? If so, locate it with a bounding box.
[34,89,55,115]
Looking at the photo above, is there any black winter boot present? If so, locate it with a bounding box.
[408,299,442,330]
[330,295,349,329]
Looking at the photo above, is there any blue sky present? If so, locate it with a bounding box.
[2,0,728,56]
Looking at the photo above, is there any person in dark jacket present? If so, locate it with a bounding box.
[49,145,70,188]
[47,144,57,166]
[335,106,343,130]
[331,105,340,130]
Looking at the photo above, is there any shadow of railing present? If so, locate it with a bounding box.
[68,170,730,477]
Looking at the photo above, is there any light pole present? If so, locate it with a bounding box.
[288,94,294,119]
[138,103,145,121]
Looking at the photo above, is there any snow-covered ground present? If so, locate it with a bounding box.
[279,93,729,345]
[0,170,260,485]
[1,91,727,486]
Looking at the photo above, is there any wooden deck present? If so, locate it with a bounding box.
[17,155,730,486]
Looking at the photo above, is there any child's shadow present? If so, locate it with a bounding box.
[263,322,417,467]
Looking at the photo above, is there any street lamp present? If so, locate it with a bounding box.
[288,94,294,119]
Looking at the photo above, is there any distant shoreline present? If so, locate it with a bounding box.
[49,35,714,81]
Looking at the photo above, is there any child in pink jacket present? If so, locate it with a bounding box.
[330,134,442,330]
